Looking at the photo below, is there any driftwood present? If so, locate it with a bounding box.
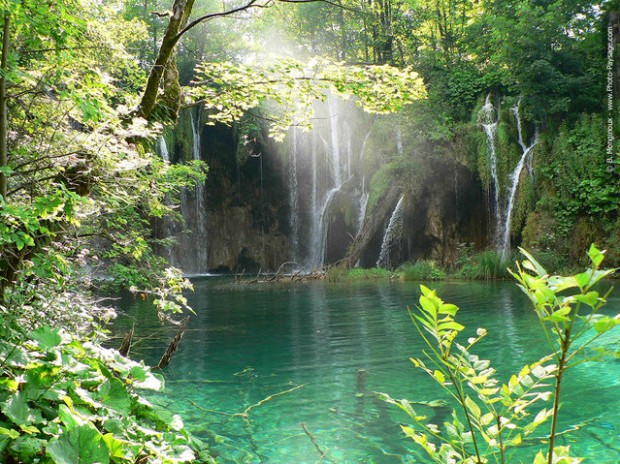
[156,316,190,369]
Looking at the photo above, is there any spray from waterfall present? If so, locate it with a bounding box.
[377,195,405,269]
[286,97,373,270]
[328,95,342,186]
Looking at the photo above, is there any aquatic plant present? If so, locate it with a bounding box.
[381,245,619,463]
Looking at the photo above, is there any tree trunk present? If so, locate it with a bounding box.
[137,0,195,121]
[0,12,10,200]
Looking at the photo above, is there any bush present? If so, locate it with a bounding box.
[381,245,619,463]
[0,318,213,463]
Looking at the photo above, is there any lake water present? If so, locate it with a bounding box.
[111,279,620,463]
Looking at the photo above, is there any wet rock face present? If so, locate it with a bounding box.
[161,112,491,273]
[207,206,289,273]
[403,162,489,267]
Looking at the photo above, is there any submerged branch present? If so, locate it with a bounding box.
[300,422,335,463]
[235,384,304,419]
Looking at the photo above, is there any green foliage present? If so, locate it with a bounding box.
[0,318,211,463]
[382,246,619,463]
[189,57,426,140]
[539,114,619,236]
[398,260,446,281]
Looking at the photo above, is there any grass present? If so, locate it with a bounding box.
[326,249,572,282]
[398,260,447,281]
[455,250,515,280]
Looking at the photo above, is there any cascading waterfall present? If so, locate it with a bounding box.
[376,195,405,269]
[500,103,538,257]
[479,94,502,248]
[190,112,208,273]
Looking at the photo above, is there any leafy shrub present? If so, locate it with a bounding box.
[382,245,619,463]
[0,320,213,463]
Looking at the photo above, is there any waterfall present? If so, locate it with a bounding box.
[357,190,369,233]
[190,112,208,273]
[500,104,538,257]
[376,195,405,269]
[288,129,300,264]
[157,136,169,162]
[479,95,502,248]
[308,133,321,269]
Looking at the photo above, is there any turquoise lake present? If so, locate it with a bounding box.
[111,279,620,463]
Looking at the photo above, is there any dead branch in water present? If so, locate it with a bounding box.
[156,316,190,369]
[118,324,134,357]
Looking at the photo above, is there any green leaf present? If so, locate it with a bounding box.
[102,433,129,460]
[0,427,20,439]
[533,451,547,464]
[518,248,548,276]
[587,244,605,268]
[419,295,437,317]
[574,271,592,290]
[464,396,481,419]
[4,392,32,425]
[10,436,46,461]
[573,291,600,308]
[30,326,62,350]
[97,378,131,415]
[437,320,464,333]
[46,424,110,464]
[544,305,571,323]
[593,316,620,334]
[58,405,86,430]
[439,303,458,316]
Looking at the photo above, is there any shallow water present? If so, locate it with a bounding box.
[111,279,620,463]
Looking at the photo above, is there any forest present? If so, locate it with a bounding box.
[0,0,619,462]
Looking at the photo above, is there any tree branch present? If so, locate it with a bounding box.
[175,0,270,41]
